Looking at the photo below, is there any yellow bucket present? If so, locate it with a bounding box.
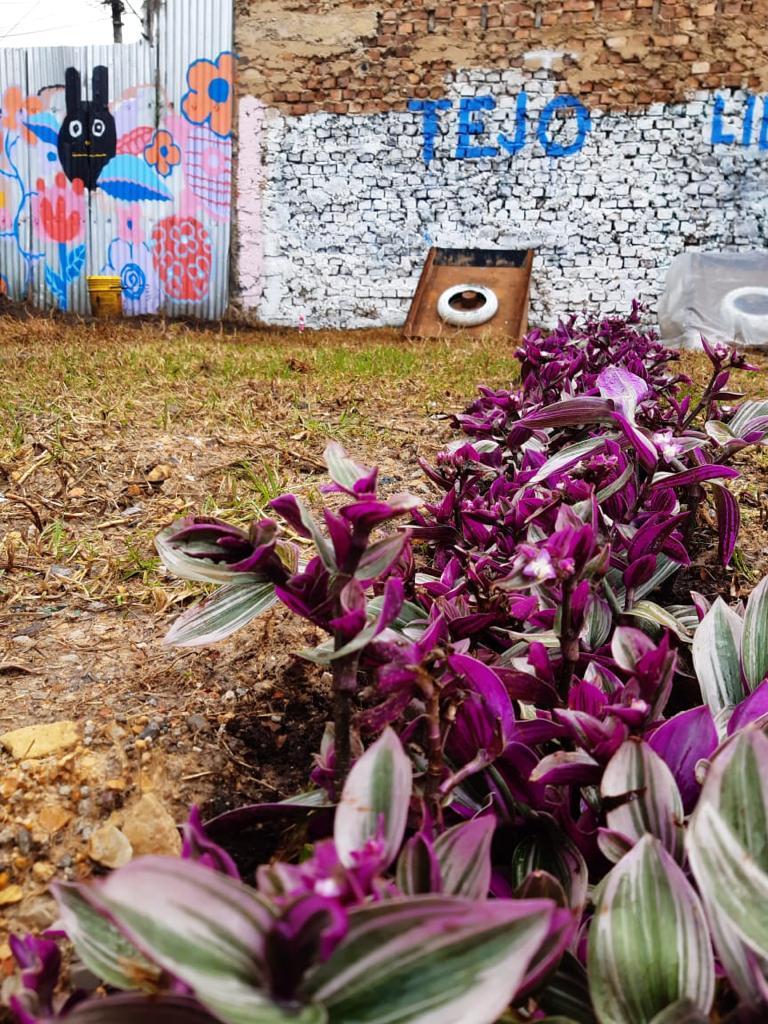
[87,275,123,318]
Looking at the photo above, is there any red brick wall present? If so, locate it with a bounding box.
[235,0,768,115]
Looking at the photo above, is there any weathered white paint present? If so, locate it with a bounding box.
[235,69,768,329]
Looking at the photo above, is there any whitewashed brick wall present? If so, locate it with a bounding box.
[237,71,768,329]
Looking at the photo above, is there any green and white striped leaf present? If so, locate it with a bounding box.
[164,578,278,647]
[537,952,596,1024]
[687,729,768,1000]
[432,817,494,899]
[625,600,695,643]
[729,399,768,437]
[648,999,710,1024]
[286,495,336,571]
[511,823,589,911]
[688,728,768,999]
[529,437,606,486]
[324,441,371,492]
[581,593,612,651]
[155,524,264,585]
[743,575,768,691]
[334,727,412,871]
[355,534,407,582]
[79,857,320,1024]
[601,741,685,862]
[692,597,744,714]
[303,896,554,1024]
[588,835,714,1024]
[55,882,163,992]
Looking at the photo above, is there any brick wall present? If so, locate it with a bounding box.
[232,1,768,330]
[235,0,768,115]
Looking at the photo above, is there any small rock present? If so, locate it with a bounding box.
[88,825,133,869]
[1,721,79,759]
[35,804,72,835]
[185,714,209,733]
[11,894,58,929]
[115,794,181,857]
[0,885,23,906]
[32,861,55,883]
[147,463,174,483]
[139,720,162,741]
[15,827,31,855]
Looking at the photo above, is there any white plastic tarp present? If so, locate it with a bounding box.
[659,251,768,350]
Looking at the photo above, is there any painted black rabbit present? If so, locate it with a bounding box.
[57,66,117,191]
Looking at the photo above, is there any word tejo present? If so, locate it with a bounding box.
[409,94,593,164]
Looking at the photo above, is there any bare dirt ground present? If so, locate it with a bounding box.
[0,316,765,961]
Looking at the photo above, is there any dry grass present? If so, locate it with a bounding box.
[0,317,518,613]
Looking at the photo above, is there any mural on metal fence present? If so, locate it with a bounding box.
[0,3,233,318]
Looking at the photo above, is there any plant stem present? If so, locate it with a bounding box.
[681,368,719,429]
[559,577,579,698]
[423,682,444,831]
[332,656,357,784]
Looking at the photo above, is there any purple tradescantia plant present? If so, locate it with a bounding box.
[156,442,419,781]
[32,305,755,1024]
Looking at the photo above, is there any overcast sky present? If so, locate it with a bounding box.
[0,0,143,48]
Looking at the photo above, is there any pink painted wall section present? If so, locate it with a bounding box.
[236,95,265,310]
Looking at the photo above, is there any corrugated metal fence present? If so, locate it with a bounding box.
[0,0,233,319]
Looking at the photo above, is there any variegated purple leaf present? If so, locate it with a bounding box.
[164,578,278,648]
[601,740,685,862]
[530,750,602,787]
[649,464,739,492]
[75,858,308,1024]
[711,483,740,567]
[589,835,714,1024]
[303,896,557,1024]
[517,397,613,429]
[334,727,412,871]
[692,597,744,713]
[432,817,495,899]
[648,706,718,813]
[728,679,768,735]
[743,575,768,691]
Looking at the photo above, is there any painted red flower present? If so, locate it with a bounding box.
[152,215,212,302]
[34,173,85,244]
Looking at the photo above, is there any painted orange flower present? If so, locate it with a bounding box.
[181,52,234,139]
[144,129,181,178]
[1,86,43,145]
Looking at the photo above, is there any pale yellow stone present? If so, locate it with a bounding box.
[35,804,72,834]
[88,825,133,869]
[1,721,79,759]
[114,794,181,857]
[0,885,24,906]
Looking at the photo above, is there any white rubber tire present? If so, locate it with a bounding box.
[437,284,499,327]
[721,286,768,335]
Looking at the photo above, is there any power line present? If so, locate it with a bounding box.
[0,19,113,39]
[0,0,43,40]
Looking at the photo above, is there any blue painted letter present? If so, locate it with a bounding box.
[409,98,453,165]
[498,92,528,155]
[711,95,736,145]
[536,95,592,158]
[456,96,499,159]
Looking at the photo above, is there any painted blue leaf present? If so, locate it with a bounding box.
[66,244,87,282]
[23,115,60,147]
[98,155,172,203]
[45,265,66,305]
